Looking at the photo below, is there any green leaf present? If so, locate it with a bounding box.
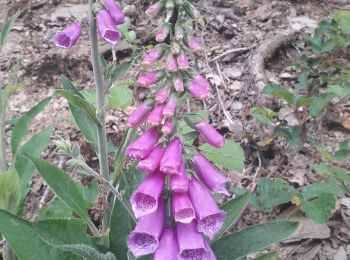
[273,126,301,146]
[262,84,295,105]
[301,193,335,224]
[55,244,116,260]
[107,84,132,109]
[328,85,350,98]
[0,209,75,260]
[0,170,20,212]
[295,72,309,89]
[199,140,244,172]
[255,178,298,212]
[81,89,97,106]
[334,140,350,161]
[27,156,98,234]
[61,75,98,148]
[38,197,73,220]
[11,97,51,155]
[312,163,350,183]
[301,179,343,200]
[0,10,20,54]
[253,252,277,260]
[2,81,25,105]
[212,221,298,260]
[308,93,335,117]
[251,107,277,126]
[216,192,251,240]
[108,61,133,87]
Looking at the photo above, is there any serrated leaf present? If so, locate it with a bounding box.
[0,10,20,54]
[0,170,19,212]
[199,140,244,172]
[212,221,298,260]
[107,84,132,109]
[308,93,335,117]
[311,163,350,183]
[262,84,295,105]
[56,244,116,260]
[301,193,335,224]
[301,179,343,200]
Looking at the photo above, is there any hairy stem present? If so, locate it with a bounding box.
[88,0,110,232]
[0,85,6,172]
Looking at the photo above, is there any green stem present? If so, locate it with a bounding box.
[0,84,6,172]
[88,0,110,232]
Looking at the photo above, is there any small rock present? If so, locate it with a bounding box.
[223,67,243,79]
[334,246,347,260]
[231,101,243,110]
[279,72,294,79]
[288,16,317,30]
[228,81,243,91]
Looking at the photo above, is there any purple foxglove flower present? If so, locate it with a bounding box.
[162,118,174,135]
[170,163,189,193]
[125,127,159,160]
[137,145,165,174]
[146,104,164,127]
[155,86,170,104]
[137,71,165,88]
[176,221,210,260]
[175,22,184,41]
[172,192,195,223]
[177,51,189,71]
[162,95,176,118]
[145,1,165,18]
[97,10,122,45]
[173,76,184,92]
[188,179,226,240]
[127,101,153,128]
[166,54,178,72]
[185,35,202,52]
[142,46,165,66]
[193,153,228,196]
[195,121,225,148]
[54,21,81,48]
[188,80,210,100]
[127,199,166,257]
[153,228,179,260]
[103,0,125,25]
[205,240,217,260]
[160,138,182,175]
[156,23,171,42]
[130,170,165,218]
[193,74,211,91]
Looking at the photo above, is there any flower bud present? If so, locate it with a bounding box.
[162,118,174,135]
[166,53,178,72]
[103,0,125,25]
[185,34,202,52]
[97,10,122,45]
[187,80,209,100]
[137,145,165,174]
[171,41,181,55]
[145,1,165,18]
[170,163,189,193]
[183,1,201,19]
[125,127,159,160]
[156,23,171,42]
[173,75,184,92]
[166,0,175,10]
[192,74,211,91]
[155,86,170,104]
[127,101,153,128]
[142,45,166,66]
[195,121,225,148]
[160,138,182,175]
[175,22,184,41]
[146,104,164,127]
[54,21,81,48]
[177,50,189,71]
[162,95,177,118]
[137,71,165,88]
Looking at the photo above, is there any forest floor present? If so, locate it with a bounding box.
[1,0,350,259]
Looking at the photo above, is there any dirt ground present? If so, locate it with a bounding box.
[1,0,350,259]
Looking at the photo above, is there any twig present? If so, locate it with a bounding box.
[211,46,253,62]
[251,151,262,191]
[112,45,117,62]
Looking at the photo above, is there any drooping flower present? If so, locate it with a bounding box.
[130,170,165,218]
[173,75,184,92]
[166,54,178,72]
[146,104,164,127]
[188,79,210,100]
[185,35,202,52]
[195,121,225,148]
[188,179,226,239]
[155,86,170,104]
[172,192,195,224]
[177,51,189,71]
[162,118,174,135]
[156,23,171,42]
[160,138,183,175]
[97,10,122,45]
[54,21,81,48]
[176,221,210,260]
[170,163,189,193]
[127,199,166,257]
[142,45,166,66]
[162,95,177,118]
[103,0,125,25]
[137,71,165,88]
[127,101,153,128]
[145,1,165,18]
[125,127,159,160]
[205,240,217,260]
[137,145,165,174]
[192,74,212,91]
[193,153,229,196]
[153,228,179,260]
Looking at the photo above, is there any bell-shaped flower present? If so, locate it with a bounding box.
[156,23,171,42]
[137,71,165,88]
[127,101,153,128]
[205,240,217,260]
[127,199,166,257]
[97,10,122,45]
[162,95,177,118]
[176,221,210,260]
[103,0,125,25]
[145,1,165,18]
[187,80,210,100]
[125,127,159,160]
[188,178,226,240]
[142,45,165,66]
[160,138,182,175]
[193,74,212,91]
[172,192,195,224]
[146,104,164,127]
[155,86,170,104]
[170,163,189,193]
[153,228,179,260]
[195,121,225,148]
[173,75,184,92]
[130,170,165,218]
[54,21,81,48]
[177,51,189,71]
[166,54,178,72]
[193,153,229,196]
[137,145,165,174]
[185,34,202,52]
[162,118,174,135]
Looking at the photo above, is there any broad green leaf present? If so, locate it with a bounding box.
[301,179,343,200]
[199,140,244,172]
[0,170,19,212]
[254,178,298,212]
[338,15,350,34]
[273,126,301,146]
[216,192,251,240]
[312,163,350,183]
[302,193,335,224]
[61,75,98,148]
[308,93,335,117]
[77,178,99,207]
[328,85,350,98]
[27,156,98,234]
[55,244,116,260]
[0,10,20,54]
[2,81,25,105]
[295,72,309,89]
[254,252,277,260]
[11,97,51,155]
[108,61,133,87]
[0,209,75,260]
[107,84,132,109]
[334,140,350,161]
[251,107,277,126]
[212,221,298,260]
[81,89,97,105]
[39,197,73,220]
[262,84,295,105]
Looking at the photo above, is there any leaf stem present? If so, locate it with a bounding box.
[0,83,7,172]
[88,0,110,232]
